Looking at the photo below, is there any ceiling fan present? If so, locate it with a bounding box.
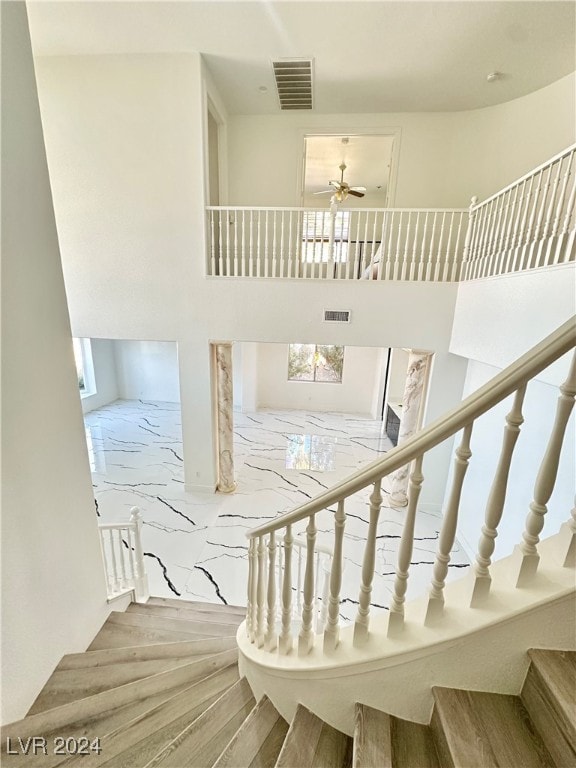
[314,163,366,202]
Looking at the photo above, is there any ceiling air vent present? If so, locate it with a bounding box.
[324,309,351,323]
[272,58,313,110]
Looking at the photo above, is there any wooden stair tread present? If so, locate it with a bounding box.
[353,703,392,768]
[142,677,256,767]
[129,602,245,625]
[212,695,288,768]
[432,687,554,768]
[58,636,237,669]
[106,609,241,635]
[145,597,246,615]
[66,664,240,768]
[276,704,352,768]
[1,649,238,740]
[27,656,212,715]
[522,649,576,767]
[87,617,237,651]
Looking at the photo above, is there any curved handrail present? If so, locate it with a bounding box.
[247,316,576,540]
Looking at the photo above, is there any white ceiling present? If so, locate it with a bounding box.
[27,1,576,115]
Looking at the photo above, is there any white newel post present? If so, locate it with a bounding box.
[389,350,433,507]
[214,342,236,493]
[130,507,149,603]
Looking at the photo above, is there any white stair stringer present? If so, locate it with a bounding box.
[238,530,576,735]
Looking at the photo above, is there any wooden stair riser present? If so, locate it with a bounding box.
[144,597,246,616]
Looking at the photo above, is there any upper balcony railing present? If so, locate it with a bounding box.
[206,145,575,282]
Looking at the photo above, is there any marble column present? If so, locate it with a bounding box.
[389,350,433,507]
[214,342,236,493]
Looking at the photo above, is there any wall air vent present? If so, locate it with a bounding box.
[324,309,351,323]
[272,58,313,110]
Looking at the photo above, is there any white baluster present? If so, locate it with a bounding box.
[404,211,415,280]
[108,530,120,593]
[433,212,446,281]
[98,529,112,595]
[240,210,246,277]
[417,211,429,282]
[388,456,424,636]
[512,352,576,586]
[471,385,526,606]
[247,537,256,640]
[130,507,149,602]
[319,556,331,634]
[388,210,397,279]
[264,211,269,278]
[272,210,278,278]
[313,550,322,631]
[264,531,277,650]
[440,211,453,281]
[462,197,478,280]
[537,158,563,266]
[256,535,266,647]
[126,527,136,583]
[279,525,293,654]
[280,210,286,277]
[323,500,345,652]
[451,210,465,281]
[353,479,383,646]
[558,502,576,568]
[209,210,216,276]
[218,209,224,276]
[256,211,262,277]
[425,211,438,281]
[526,164,553,269]
[117,528,127,589]
[232,211,238,276]
[518,170,544,270]
[425,423,473,624]
[551,153,575,264]
[298,515,317,656]
[249,211,254,277]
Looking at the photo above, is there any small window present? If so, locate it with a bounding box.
[73,338,95,395]
[288,344,344,383]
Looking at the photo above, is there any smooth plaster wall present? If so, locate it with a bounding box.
[81,338,119,414]
[450,264,576,383]
[114,340,180,402]
[256,344,384,417]
[454,357,575,562]
[1,3,111,724]
[227,73,575,209]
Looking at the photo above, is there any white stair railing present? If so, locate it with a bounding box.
[206,207,467,281]
[463,144,576,280]
[98,507,149,602]
[244,317,575,655]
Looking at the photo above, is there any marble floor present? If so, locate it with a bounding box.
[86,400,470,623]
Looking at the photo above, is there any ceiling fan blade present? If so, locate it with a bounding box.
[350,186,367,193]
[313,190,333,195]
[329,180,343,188]
[348,189,365,198]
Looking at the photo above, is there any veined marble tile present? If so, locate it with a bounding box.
[87,400,470,620]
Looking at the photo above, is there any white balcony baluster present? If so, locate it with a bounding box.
[298,514,317,656]
[353,479,382,646]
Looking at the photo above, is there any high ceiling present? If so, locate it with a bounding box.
[27,1,576,115]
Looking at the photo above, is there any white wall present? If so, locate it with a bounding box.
[256,344,384,417]
[81,338,119,414]
[454,357,575,562]
[114,340,180,402]
[227,73,575,209]
[450,264,576,383]
[1,4,111,724]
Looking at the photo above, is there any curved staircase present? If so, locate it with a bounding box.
[2,598,574,767]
